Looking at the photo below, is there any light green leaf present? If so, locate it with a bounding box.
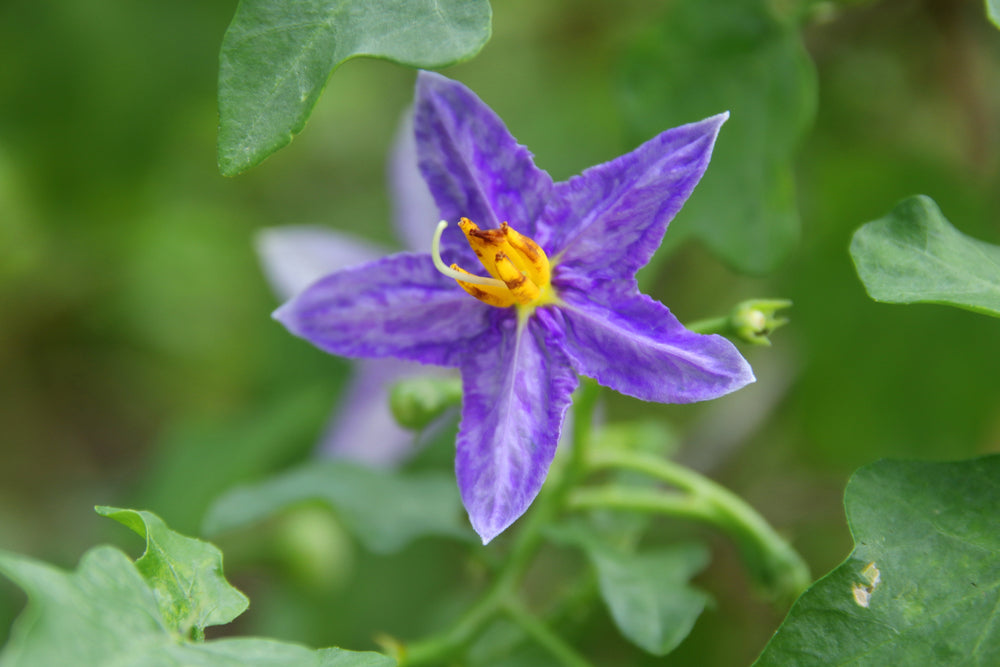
[549,524,711,656]
[218,0,492,175]
[0,547,166,666]
[594,545,711,656]
[754,455,1000,666]
[0,546,394,667]
[95,506,248,640]
[203,461,472,552]
[850,195,1000,317]
[618,0,816,274]
[161,640,396,666]
[988,0,1000,29]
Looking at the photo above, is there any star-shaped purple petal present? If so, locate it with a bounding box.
[276,71,754,543]
[457,312,578,542]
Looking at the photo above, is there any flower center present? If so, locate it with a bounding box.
[431,218,555,309]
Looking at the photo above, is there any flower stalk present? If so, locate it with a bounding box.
[688,298,792,346]
[399,382,600,665]
[502,598,594,667]
[580,447,810,602]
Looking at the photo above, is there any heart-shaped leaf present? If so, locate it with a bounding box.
[851,195,1000,317]
[548,523,711,656]
[218,0,492,175]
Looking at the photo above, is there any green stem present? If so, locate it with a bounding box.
[583,448,811,602]
[685,315,732,337]
[400,582,508,664]
[400,496,546,665]
[401,381,601,665]
[502,599,594,667]
[567,486,718,523]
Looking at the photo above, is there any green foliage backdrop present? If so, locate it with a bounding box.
[2,0,1000,664]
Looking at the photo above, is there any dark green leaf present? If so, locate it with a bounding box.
[618,0,815,274]
[218,0,492,175]
[95,506,248,639]
[0,546,394,667]
[549,524,711,656]
[202,461,472,552]
[850,195,1000,317]
[754,455,1000,666]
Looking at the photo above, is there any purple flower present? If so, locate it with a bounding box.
[276,72,755,543]
[257,112,444,466]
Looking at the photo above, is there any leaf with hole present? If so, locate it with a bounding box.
[754,455,1000,666]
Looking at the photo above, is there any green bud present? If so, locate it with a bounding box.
[730,299,792,346]
[274,505,353,591]
[389,376,463,430]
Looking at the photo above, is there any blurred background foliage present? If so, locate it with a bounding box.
[1,0,999,664]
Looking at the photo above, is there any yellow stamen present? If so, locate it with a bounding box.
[431,219,556,309]
[493,251,540,304]
[450,264,516,308]
[499,222,550,287]
[431,221,506,288]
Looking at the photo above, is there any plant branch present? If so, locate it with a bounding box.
[582,447,810,602]
[399,381,601,664]
[502,598,594,667]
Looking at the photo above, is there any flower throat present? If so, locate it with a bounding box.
[431,218,555,309]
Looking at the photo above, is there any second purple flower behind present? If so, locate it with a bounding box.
[276,71,754,544]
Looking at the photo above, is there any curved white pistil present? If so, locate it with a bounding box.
[431,220,507,288]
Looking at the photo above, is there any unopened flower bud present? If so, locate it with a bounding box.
[730,299,792,346]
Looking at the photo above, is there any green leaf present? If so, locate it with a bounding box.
[988,0,1000,29]
[218,0,492,175]
[0,547,166,666]
[850,195,1000,317]
[95,506,248,640]
[0,546,394,667]
[618,0,816,274]
[754,455,1000,666]
[548,524,711,656]
[593,545,712,656]
[203,461,472,552]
